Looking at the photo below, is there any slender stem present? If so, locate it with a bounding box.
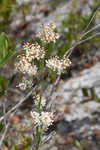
[34,56,45,150]
[81,6,100,34]
[34,127,40,150]
[34,93,42,150]
[38,92,42,114]
[64,23,100,58]
[80,23,100,40]
[67,32,100,58]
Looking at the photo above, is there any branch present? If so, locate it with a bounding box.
[0,111,16,147]
[0,123,10,147]
[64,25,100,58]
[80,23,100,40]
[0,86,37,123]
[77,32,100,45]
[47,74,61,110]
[82,6,100,34]
[67,32,100,58]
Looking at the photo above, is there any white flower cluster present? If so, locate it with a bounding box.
[33,94,46,108]
[15,54,37,76]
[15,42,45,77]
[31,111,54,130]
[23,42,45,62]
[46,56,72,74]
[16,77,33,90]
[36,23,59,43]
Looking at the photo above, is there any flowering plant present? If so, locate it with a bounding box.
[15,23,71,150]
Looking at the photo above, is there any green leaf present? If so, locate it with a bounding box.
[90,88,100,102]
[0,50,13,68]
[74,140,81,148]
[0,32,16,67]
[26,136,32,145]
[82,88,89,97]
[0,32,9,59]
[0,75,7,96]
[0,122,4,132]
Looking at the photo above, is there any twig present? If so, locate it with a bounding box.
[77,32,100,46]
[50,74,61,96]
[3,102,6,128]
[64,6,100,57]
[64,20,100,56]
[81,6,100,34]
[47,74,61,110]
[0,111,16,147]
[43,131,56,143]
[8,88,24,96]
[0,123,9,147]
[67,32,100,58]
[80,23,100,40]
[0,86,37,123]
[64,23,100,57]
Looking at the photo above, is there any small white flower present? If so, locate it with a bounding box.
[31,111,41,126]
[23,42,45,61]
[15,54,37,76]
[36,23,59,43]
[16,82,27,90]
[23,77,33,88]
[31,111,54,130]
[46,55,71,74]
[16,76,33,90]
[40,112,54,129]
[27,64,37,76]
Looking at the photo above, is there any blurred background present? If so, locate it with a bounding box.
[0,0,100,150]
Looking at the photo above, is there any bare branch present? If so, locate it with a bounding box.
[82,6,100,34]
[8,88,24,96]
[77,32,100,45]
[0,111,16,147]
[47,74,61,110]
[0,123,10,147]
[0,86,37,123]
[67,32,100,58]
[80,23,100,40]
